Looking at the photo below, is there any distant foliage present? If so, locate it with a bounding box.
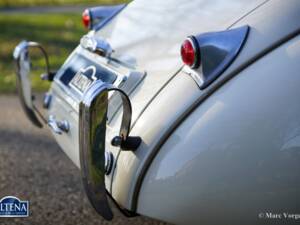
[0,13,84,93]
[0,0,130,8]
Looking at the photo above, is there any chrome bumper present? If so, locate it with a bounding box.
[13,41,141,220]
[79,80,141,220]
[79,81,113,219]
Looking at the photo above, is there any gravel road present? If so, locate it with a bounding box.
[0,95,167,225]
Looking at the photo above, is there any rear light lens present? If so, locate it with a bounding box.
[181,38,199,68]
[82,9,91,29]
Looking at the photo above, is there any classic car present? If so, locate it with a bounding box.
[13,0,300,224]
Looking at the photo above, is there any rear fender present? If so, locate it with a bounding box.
[137,35,300,225]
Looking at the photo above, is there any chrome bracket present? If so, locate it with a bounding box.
[48,115,69,135]
[80,33,113,57]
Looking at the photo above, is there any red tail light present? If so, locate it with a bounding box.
[82,9,91,29]
[180,38,199,68]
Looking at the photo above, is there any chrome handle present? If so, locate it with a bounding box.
[48,115,69,134]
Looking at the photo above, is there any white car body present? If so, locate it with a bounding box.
[13,0,300,224]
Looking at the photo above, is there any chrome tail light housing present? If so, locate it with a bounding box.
[182,25,249,89]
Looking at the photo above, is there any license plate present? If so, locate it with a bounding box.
[69,65,98,93]
[70,71,93,93]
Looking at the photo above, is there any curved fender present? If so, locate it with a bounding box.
[111,0,300,213]
[137,35,300,224]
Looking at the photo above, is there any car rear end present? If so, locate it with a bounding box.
[13,0,300,224]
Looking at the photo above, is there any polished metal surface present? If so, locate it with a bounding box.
[105,151,114,175]
[12,0,300,224]
[43,92,52,109]
[14,41,51,76]
[79,81,113,220]
[48,115,69,135]
[79,80,139,220]
[88,4,126,31]
[48,44,145,169]
[184,25,249,89]
[80,33,113,57]
[13,41,51,127]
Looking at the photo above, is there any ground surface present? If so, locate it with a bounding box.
[0,95,166,225]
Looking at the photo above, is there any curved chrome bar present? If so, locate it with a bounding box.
[79,80,141,220]
[106,87,141,150]
[79,81,113,220]
[13,40,53,127]
[108,88,132,140]
[13,41,43,127]
[27,42,51,76]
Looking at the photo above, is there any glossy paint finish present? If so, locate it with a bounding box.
[96,0,265,127]
[42,0,300,223]
[48,84,81,167]
[112,0,300,213]
[137,35,300,225]
[105,0,265,208]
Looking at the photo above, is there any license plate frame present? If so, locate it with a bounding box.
[69,66,96,93]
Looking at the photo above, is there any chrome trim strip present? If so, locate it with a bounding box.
[182,65,204,87]
[187,37,200,69]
